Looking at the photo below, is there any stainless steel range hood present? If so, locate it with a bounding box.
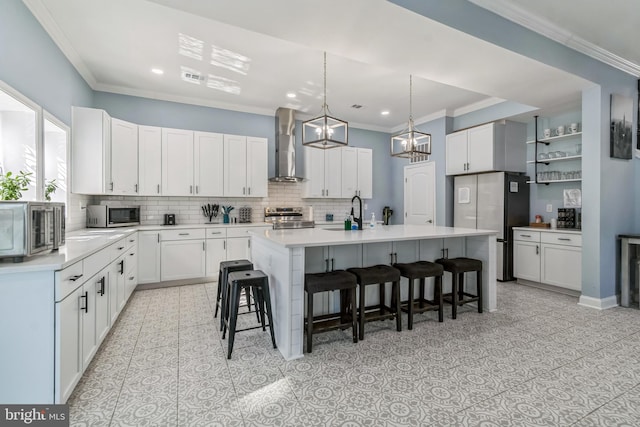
[270,107,305,182]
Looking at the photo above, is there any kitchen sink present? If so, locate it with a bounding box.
[323,227,369,231]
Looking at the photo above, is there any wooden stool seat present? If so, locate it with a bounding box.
[436,257,483,319]
[393,261,444,327]
[347,265,401,340]
[222,270,276,359]
[304,270,358,353]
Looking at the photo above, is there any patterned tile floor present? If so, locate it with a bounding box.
[69,281,640,426]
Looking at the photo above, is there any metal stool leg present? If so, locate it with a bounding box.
[393,280,401,332]
[477,269,483,313]
[214,268,223,318]
[260,280,277,349]
[436,275,443,323]
[452,273,459,320]
[227,282,243,359]
[306,290,314,353]
[407,278,415,330]
[359,283,366,340]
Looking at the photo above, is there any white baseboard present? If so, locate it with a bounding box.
[578,294,619,310]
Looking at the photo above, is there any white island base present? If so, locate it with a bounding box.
[250,225,497,360]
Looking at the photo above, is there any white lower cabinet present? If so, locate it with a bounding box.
[55,284,83,404]
[160,229,206,281]
[138,231,161,284]
[513,228,581,291]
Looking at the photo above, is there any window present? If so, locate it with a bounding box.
[0,80,68,205]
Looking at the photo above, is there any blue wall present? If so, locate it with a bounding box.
[0,0,93,124]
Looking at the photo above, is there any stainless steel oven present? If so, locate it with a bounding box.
[86,205,140,228]
[0,201,65,262]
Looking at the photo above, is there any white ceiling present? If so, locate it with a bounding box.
[23,0,607,131]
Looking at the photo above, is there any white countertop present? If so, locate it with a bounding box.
[513,226,582,235]
[0,223,272,275]
[250,224,497,248]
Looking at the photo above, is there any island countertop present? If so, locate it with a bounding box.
[250,224,497,248]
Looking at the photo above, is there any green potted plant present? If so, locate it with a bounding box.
[0,170,32,200]
[44,179,58,201]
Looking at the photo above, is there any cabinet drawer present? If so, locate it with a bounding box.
[227,226,270,238]
[55,261,84,301]
[513,230,540,242]
[160,228,205,241]
[206,228,227,239]
[124,232,137,249]
[84,248,111,281]
[541,232,581,247]
[110,238,129,262]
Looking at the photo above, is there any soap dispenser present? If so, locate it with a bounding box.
[369,212,376,229]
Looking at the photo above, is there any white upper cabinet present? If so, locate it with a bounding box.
[445,121,525,176]
[110,118,138,195]
[72,108,139,195]
[303,147,342,198]
[138,126,162,196]
[341,147,372,199]
[161,128,194,196]
[71,107,111,194]
[224,135,268,197]
[194,131,224,197]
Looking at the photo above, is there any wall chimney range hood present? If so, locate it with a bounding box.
[270,107,305,182]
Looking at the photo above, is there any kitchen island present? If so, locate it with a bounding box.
[249,224,497,360]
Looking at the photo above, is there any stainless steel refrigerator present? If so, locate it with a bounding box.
[454,172,529,281]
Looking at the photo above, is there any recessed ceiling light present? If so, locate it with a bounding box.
[151,68,164,75]
[286,92,296,98]
[381,110,390,115]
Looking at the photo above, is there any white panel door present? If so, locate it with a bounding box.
[194,131,224,197]
[224,134,247,197]
[357,148,373,199]
[445,130,468,175]
[467,123,495,173]
[340,147,358,198]
[137,231,161,284]
[303,147,326,198]
[81,279,97,369]
[513,241,540,282]
[161,240,206,281]
[55,286,82,404]
[246,137,268,197]
[138,126,162,195]
[324,148,342,198]
[541,244,582,290]
[162,128,194,196]
[205,238,227,277]
[404,162,435,225]
[453,174,477,229]
[227,237,250,261]
[111,118,138,195]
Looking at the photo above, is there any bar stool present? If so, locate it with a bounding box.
[222,270,277,359]
[392,261,444,328]
[346,265,401,340]
[435,257,483,319]
[304,270,358,353]
[215,259,259,331]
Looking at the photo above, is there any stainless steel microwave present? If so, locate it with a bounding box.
[87,205,140,228]
[0,201,65,262]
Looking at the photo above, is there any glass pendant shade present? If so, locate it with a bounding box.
[302,52,349,149]
[390,75,431,159]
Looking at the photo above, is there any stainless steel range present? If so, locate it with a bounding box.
[264,207,315,229]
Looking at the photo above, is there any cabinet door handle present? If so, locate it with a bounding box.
[203,242,205,251]
[129,239,135,243]
[190,185,193,194]
[325,258,329,272]
[223,241,226,250]
[243,187,246,195]
[110,182,114,191]
[69,274,83,282]
[248,187,251,195]
[135,184,138,193]
[129,253,134,256]
[394,253,398,264]
[157,234,160,243]
[97,276,105,296]
[520,234,531,238]
[558,238,571,241]
[536,245,539,255]
[119,260,124,275]
[179,233,189,236]
[326,189,328,197]
[80,291,88,313]
[210,231,222,235]
[118,246,124,250]
[390,253,394,264]
[331,258,335,271]
[196,185,199,194]
[157,184,160,194]
[129,276,135,281]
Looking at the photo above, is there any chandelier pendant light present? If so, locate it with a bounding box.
[391,75,431,158]
[302,51,349,149]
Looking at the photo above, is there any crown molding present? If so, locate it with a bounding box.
[22,0,98,88]
[469,0,640,77]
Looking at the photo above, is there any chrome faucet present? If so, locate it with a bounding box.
[350,195,363,230]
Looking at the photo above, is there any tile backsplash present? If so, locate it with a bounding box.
[85,182,353,226]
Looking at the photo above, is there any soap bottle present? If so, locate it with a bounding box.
[344,214,351,230]
[369,212,376,229]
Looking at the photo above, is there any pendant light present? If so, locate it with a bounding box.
[390,75,431,158]
[302,51,348,149]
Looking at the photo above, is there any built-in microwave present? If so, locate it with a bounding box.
[87,205,140,228]
[0,201,66,262]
